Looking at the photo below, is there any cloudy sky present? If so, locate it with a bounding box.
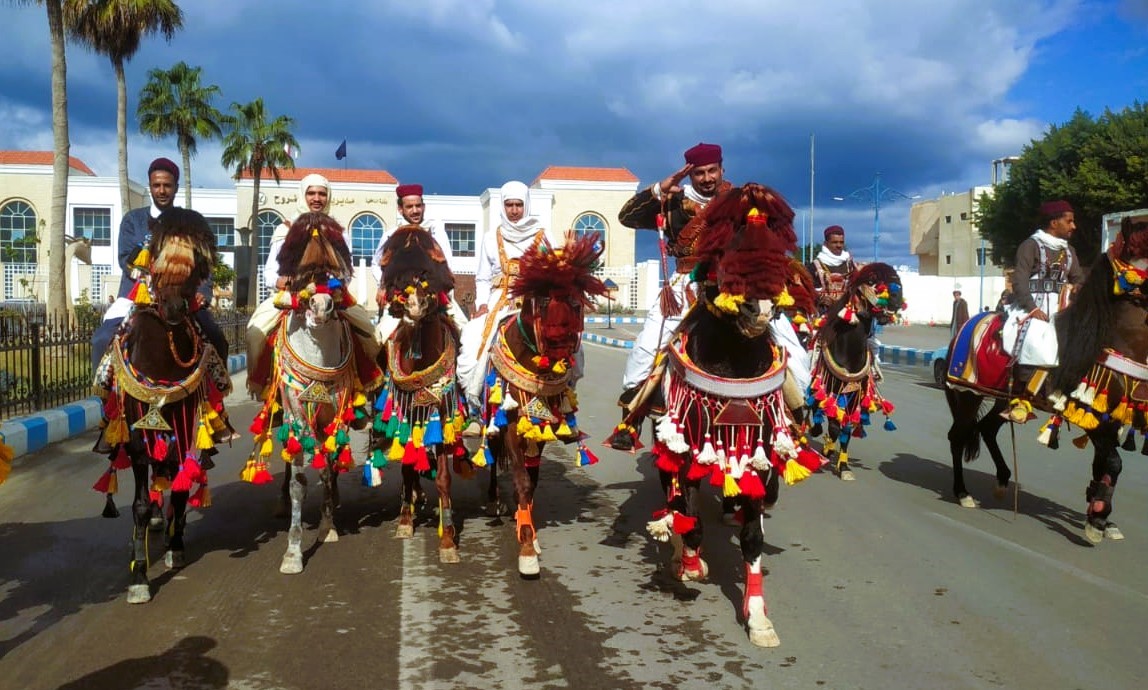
[2,0,1146,267]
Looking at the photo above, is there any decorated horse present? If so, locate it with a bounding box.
[91,208,233,603]
[242,212,381,574]
[370,225,467,563]
[945,217,1148,543]
[469,231,606,578]
[639,183,822,648]
[806,263,903,480]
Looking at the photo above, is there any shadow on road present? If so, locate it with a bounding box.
[878,452,1092,546]
[56,635,228,689]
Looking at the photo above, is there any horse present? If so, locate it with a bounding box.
[641,183,822,648]
[469,231,607,578]
[242,212,380,574]
[945,217,1148,543]
[371,226,467,563]
[806,263,904,480]
[91,207,233,604]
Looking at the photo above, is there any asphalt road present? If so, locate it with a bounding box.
[1,345,1146,689]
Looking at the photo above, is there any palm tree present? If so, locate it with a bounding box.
[137,61,222,208]
[65,0,183,213]
[219,98,298,307]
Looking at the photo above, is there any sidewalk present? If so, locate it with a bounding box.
[0,353,248,460]
[872,323,951,367]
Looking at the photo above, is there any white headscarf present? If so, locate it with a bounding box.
[297,173,331,215]
[1032,228,1068,252]
[498,180,542,242]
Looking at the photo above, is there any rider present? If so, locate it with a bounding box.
[1002,199,1083,368]
[809,225,858,314]
[457,181,561,413]
[611,142,731,446]
[92,157,227,373]
[371,183,468,339]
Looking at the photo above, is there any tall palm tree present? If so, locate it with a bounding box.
[137,61,222,208]
[219,98,298,307]
[65,0,183,213]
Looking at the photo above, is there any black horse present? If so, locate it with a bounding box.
[945,217,1148,543]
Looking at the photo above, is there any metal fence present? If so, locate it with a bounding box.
[0,308,249,422]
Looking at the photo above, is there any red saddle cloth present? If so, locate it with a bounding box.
[948,312,1010,394]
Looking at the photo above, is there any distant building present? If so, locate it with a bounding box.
[909,185,1004,279]
[0,151,640,308]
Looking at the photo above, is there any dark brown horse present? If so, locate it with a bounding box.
[641,184,821,647]
[92,208,232,604]
[806,263,903,480]
[946,217,1148,543]
[471,231,607,578]
[372,225,466,563]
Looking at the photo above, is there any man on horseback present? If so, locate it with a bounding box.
[809,225,858,314]
[1001,200,1083,369]
[458,181,562,413]
[609,143,730,448]
[92,158,228,373]
[371,183,468,338]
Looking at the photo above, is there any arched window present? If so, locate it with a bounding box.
[256,210,285,264]
[350,213,386,265]
[573,212,606,252]
[0,200,38,264]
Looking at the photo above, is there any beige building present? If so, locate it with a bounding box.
[909,185,1003,279]
[0,151,640,307]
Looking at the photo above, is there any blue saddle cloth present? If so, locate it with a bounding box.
[948,310,997,380]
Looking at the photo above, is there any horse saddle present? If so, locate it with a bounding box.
[947,310,1010,392]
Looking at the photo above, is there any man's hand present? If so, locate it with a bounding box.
[475,304,489,317]
[275,276,290,290]
[375,288,388,311]
[657,163,694,196]
[1030,308,1049,322]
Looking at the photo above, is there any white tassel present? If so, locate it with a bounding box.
[750,442,771,471]
[772,430,798,461]
[485,418,500,436]
[1079,384,1096,407]
[1037,422,1052,447]
[656,414,676,444]
[501,394,519,411]
[1071,379,1088,400]
[696,435,717,464]
[715,439,727,464]
[728,454,747,479]
[1049,391,1068,412]
[646,513,674,542]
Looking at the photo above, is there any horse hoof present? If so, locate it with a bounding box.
[126,584,152,604]
[440,547,461,564]
[395,523,414,539]
[992,483,1009,500]
[1084,521,1105,544]
[323,529,339,544]
[676,558,709,582]
[280,553,304,574]
[1105,524,1125,540]
[519,554,540,579]
[958,495,979,508]
[749,621,781,648]
[839,469,855,481]
[164,550,185,569]
[148,516,165,532]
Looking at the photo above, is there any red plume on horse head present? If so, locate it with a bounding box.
[693,183,797,302]
[509,230,609,304]
[277,212,354,288]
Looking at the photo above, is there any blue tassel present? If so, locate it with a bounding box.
[423,415,444,446]
[812,409,825,424]
[328,277,343,291]
[884,418,897,431]
[494,407,508,428]
[860,411,871,426]
[485,369,497,387]
[838,429,851,444]
[374,386,389,411]
[837,394,848,409]
[483,446,495,467]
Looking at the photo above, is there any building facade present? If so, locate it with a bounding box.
[909,185,1003,278]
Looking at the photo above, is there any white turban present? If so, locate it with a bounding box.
[498,180,541,242]
[297,173,331,214]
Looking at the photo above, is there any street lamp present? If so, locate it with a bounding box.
[833,173,919,263]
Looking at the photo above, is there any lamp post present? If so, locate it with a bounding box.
[603,278,618,329]
[833,173,919,263]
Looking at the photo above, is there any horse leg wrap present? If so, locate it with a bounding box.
[515,506,535,545]
[524,454,541,468]
[836,451,849,469]
[1087,478,1114,519]
[439,506,453,537]
[743,559,765,619]
[678,546,707,581]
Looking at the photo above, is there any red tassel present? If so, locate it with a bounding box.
[189,485,211,508]
[112,446,132,469]
[338,446,353,471]
[103,395,121,418]
[285,436,303,454]
[151,436,169,461]
[252,467,274,484]
[881,399,895,415]
[310,453,326,470]
[402,440,417,465]
[414,447,431,473]
[797,448,823,472]
[686,461,710,481]
[769,450,785,473]
[323,421,338,437]
[249,412,266,435]
[849,408,861,425]
[149,489,164,506]
[340,407,356,424]
[709,464,725,487]
[654,451,681,474]
[671,511,698,534]
[738,472,767,500]
[92,471,113,493]
[171,467,193,492]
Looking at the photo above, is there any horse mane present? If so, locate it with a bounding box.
[149,208,217,291]
[693,183,797,301]
[509,231,608,303]
[278,211,353,287]
[379,225,454,294]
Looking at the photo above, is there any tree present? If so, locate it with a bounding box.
[65,0,183,213]
[138,61,222,208]
[219,98,298,307]
[978,104,1148,268]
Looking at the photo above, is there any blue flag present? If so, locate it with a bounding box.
[335,139,347,160]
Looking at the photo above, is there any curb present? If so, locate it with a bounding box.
[0,353,248,461]
[582,333,635,349]
[585,316,643,325]
[878,344,945,367]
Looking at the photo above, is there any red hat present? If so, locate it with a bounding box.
[683,142,722,167]
[147,157,179,182]
[1039,200,1073,217]
[396,183,423,199]
[824,225,845,240]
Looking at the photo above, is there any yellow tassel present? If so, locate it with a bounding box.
[240,459,257,482]
[1079,412,1099,431]
[133,283,152,305]
[280,449,293,462]
[776,288,795,307]
[1112,398,1129,423]
[471,445,488,467]
[152,476,171,492]
[131,246,150,269]
[106,416,129,445]
[106,471,118,495]
[388,437,404,460]
[552,359,568,375]
[539,424,558,442]
[556,420,573,438]
[722,473,740,497]
[516,415,532,435]
[323,435,337,453]
[489,381,503,405]
[196,486,212,508]
[783,458,812,485]
[524,424,542,442]
[452,415,464,432]
[1093,390,1109,414]
[196,421,214,450]
[270,400,281,414]
[260,438,273,458]
[1072,433,1090,449]
[443,420,457,444]
[353,392,367,407]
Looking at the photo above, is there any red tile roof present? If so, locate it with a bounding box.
[237,166,397,184]
[0,150,96,176]
[534,166,639,184]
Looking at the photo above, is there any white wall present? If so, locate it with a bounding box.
[896,268,1008,325]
